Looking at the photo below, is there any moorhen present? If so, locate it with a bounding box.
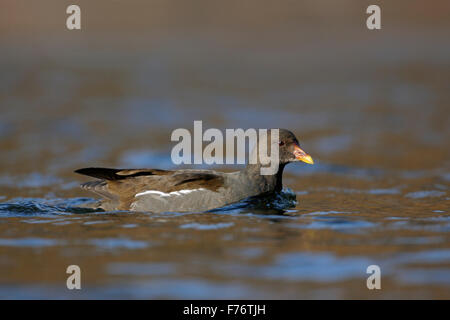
[75,129,313,212]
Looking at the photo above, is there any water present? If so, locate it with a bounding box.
[1,1,450,299]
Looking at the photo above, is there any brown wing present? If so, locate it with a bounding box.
[75,167,225,210]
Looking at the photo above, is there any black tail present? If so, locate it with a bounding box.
[74,167,124,180]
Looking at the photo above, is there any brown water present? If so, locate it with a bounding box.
[1,1,450,299]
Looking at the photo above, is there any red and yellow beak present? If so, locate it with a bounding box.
[293,145,314,164]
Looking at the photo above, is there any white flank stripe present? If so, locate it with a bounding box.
[135,188,206,198]
[135,190,170,197]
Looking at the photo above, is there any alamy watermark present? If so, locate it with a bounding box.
[66,5,81,30]
[366,265,381,290]
[171,121,280,175]
[66,5,381,31]
[66,265,81,290]
[366,5,381,30]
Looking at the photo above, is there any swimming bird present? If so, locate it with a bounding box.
[75,129,313,212]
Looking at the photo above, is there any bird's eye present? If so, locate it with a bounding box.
[279,141,285,146]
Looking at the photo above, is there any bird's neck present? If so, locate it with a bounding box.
[240,162,286,192]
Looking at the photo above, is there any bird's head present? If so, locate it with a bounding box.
[277,129,314,165]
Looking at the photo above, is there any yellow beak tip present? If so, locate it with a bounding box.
[301,156,314,165]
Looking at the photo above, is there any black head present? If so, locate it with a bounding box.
[277,129,314,165]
